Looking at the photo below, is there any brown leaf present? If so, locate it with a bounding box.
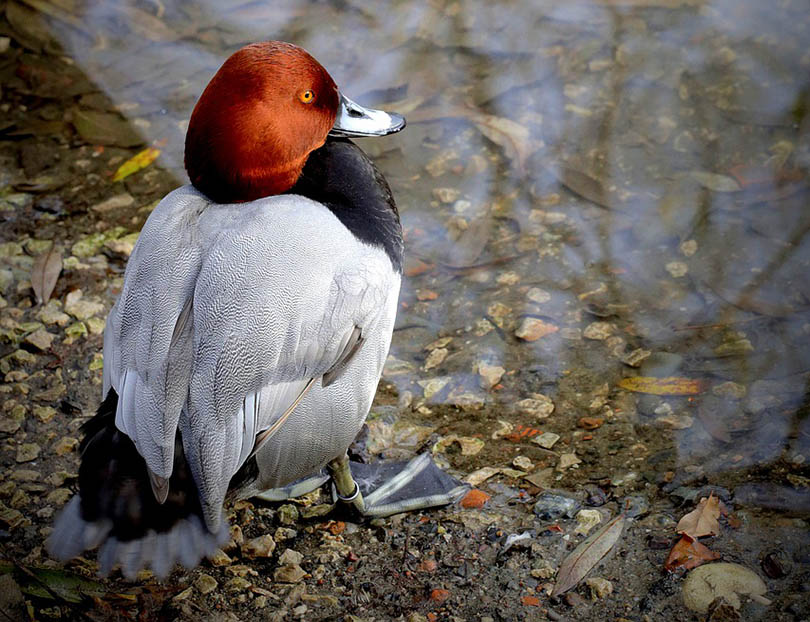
[31,245,63,305]
[676,494,721,538]
[664,534,721,573]
[553,165,622,209]
[551,512,625,597]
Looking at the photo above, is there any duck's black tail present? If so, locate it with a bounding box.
[47,390,228,578]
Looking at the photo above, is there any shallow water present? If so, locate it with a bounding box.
[1,0,810,618]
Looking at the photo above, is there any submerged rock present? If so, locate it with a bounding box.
[533,492,580,520]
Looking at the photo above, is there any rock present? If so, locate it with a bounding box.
[515,317,558,341]
[423,347,447,371]
[623,495,650,518]
[640,352,683,377]
[527,287,551,304]
[682,563,770,613]
[583,322,613,340]
[533,492,580,520]
[432,188,460,203]
[577,417,603,430]
[278,548,304,566]
[680,239,698,257]
[512,456,534,471]
[24,328,55,351]
[16,443,40,463]
[72,108,143,147]
[714,339,753,357]
[761,551,791,579]
[33,406,56,423]
[621,348,651,367]
[91,193,134,213]
[574,509,603,535]
[64,290,104,321]
[45,488,71,505]
[584,577,613,599]
[274,564,306,583]
[478,363,505,390]
[277,504,299,526]
[557,453,581,469]
[242,534,276,558]
[532,432,560,449]
[712,381,747,400]
[460,489,490,509]
[516,394,554,419]
[37,300,70,326]
[429,588,450,603]
[665,261,688,278]
[417,376,451,400]
[208,549,232,566]
[52,437,78,456]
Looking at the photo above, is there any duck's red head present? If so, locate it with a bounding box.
[185,41,340,203]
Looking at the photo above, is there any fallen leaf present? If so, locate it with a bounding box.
[664,534,721,573]
[618,376,706,396]
[551,512,625,597]
[676,494,721,538]
[31,245,62,305]
[553,165,624,209]
[112,147,161,182]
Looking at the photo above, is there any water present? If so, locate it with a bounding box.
[2,0,810,616]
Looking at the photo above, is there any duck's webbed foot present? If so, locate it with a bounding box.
[327,452,469,517]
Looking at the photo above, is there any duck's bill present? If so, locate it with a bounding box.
[329,93,406,138]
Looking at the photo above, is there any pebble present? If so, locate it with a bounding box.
[274,527,298,542]
[575,509,603,535]
[478,363,505,390]
[44,487,71,505]
[515,317,558,341]
[527,287,551,304]
[242,534,276,558]
[621,348,651,367]
[512,456,534,471]
[623,495,651,518]
[91,193,134,213]
[37,301,70,326]
[557,453,581,470]
[584,577,613,599]
[277,504,299,525]
[16,443,40,463]
[52,437,78,456]
[33,406,56,423]
[417,376,451,400]
[423,347,447,371]
[761,551,790,579]
[432,187,460,203]
[583,322,613,340]
[680,239,698,257]
[274,564,306,583]
[533,492,580,520]
[24,328,55,351]
[712,381,747,400]
[533,432,560,449]
[665,261,688,278]
[583,484,608,506]
[194,573,218,594]
[63,290,104,321]
[516,394,554,419]
[278,548,304,566]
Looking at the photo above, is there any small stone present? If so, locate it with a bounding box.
[64,290,104,321]
[63,321,88,342]
[11,470,39,482]
[274,564,306,583]
[558,453,581,470]
[532,432,560,449]
[496,271,520,286]
[460,489,490,509]
[277,504,299,525]
[242,534,276,558]
[423,347,447,371]
[208,549,232,566]
[16,443,40,463]
[527,287,551,304]
[24,328,55,351]
[584,577,613,599]
[666,261,689,278]
[583,322,613,340]
[224,577,251,591]
[478,363,505,390]
[516,394,554,419]
[680,239,698,257]
[432,188,460,203]
[86,317,106,335]
[274,527,298,542]
[417,376,451,400]
[53,437,78,456]
[575,509,603,536]
[429,589,450,604]
[37,301,70,326]
[515,317,558,341]
[33,406,56,423]
[533,492,580,520]
[714,339,754,357]
[91,193,134,213]
[278,548,303,566]
[45,488,71,506]
[512,456,534,471]
[712,381,746,400]
[577,417,603,430]
[621,348,651,367]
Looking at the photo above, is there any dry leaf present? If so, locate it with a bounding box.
[113,147,161,182]
[676,494,721,538]
[552,165,625,210]
[664,534,721,573]
[31,245,63,305]
[617,376,706,396]
[551,512,625,597]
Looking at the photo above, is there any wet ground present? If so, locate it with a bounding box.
[1,0,810,620]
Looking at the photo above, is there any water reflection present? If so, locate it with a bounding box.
[9,0,810,495]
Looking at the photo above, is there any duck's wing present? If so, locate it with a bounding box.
[102,186,210,483]
[182,196,400,531]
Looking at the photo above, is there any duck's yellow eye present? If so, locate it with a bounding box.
[299,90,315,104]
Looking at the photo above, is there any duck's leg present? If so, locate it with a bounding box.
[327,452,469,518]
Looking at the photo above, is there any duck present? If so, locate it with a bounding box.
[47,41,466,579]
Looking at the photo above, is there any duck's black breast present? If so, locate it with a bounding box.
[288,138,403,273]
